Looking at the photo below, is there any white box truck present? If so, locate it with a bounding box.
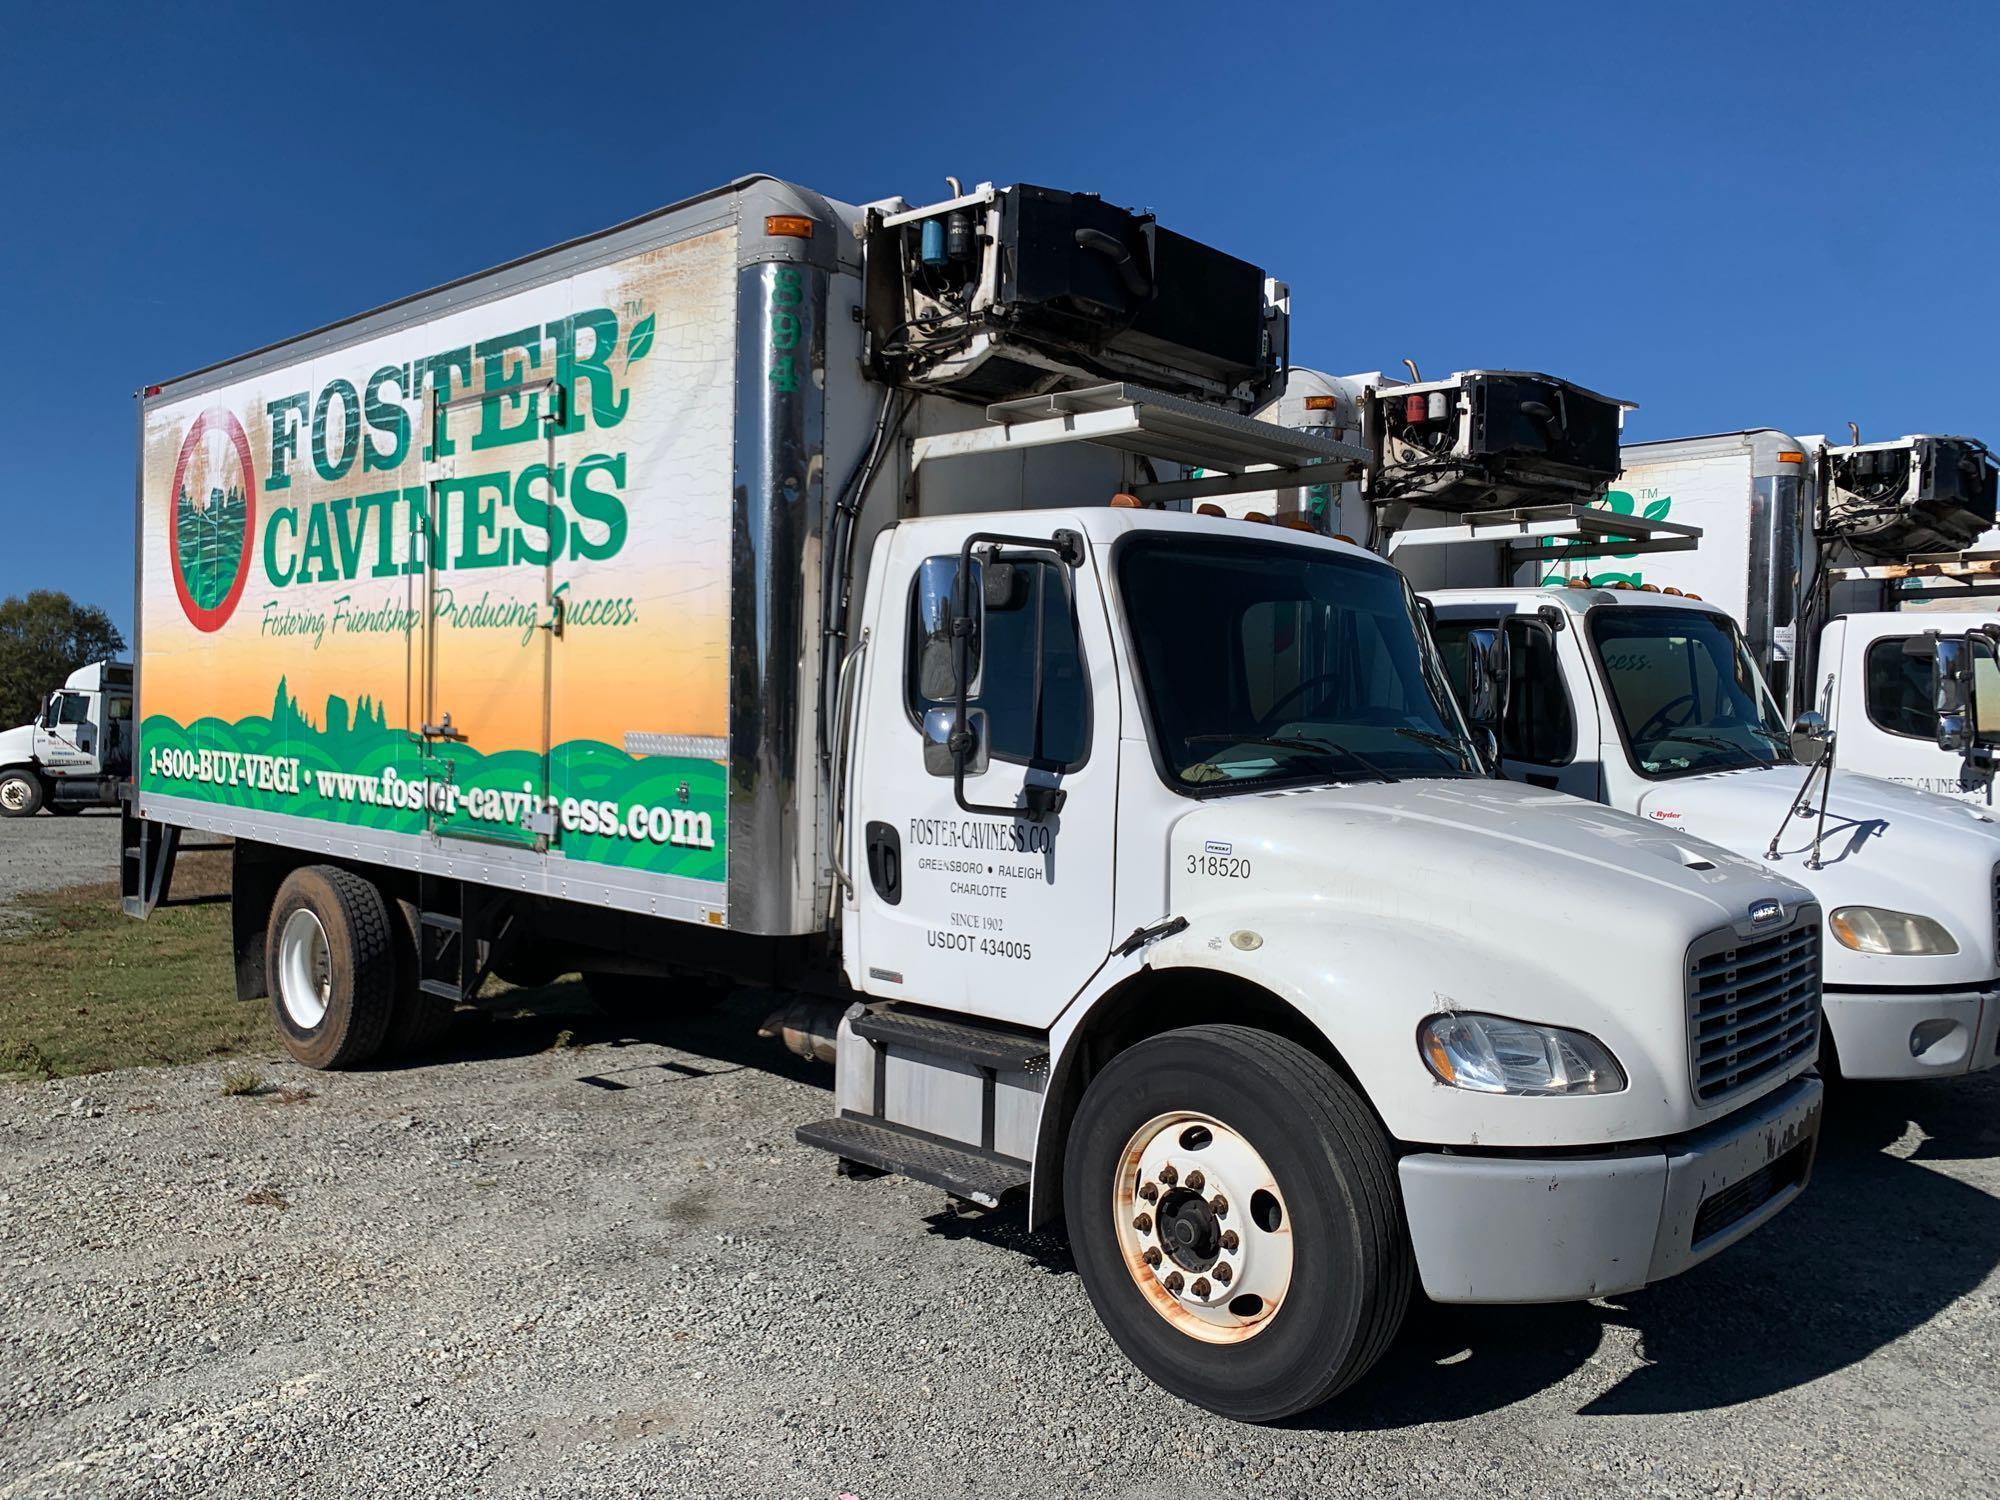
[124,177,1824,1420]
[1558,430,2000,807]
[1242,372,2000,1083]
[0,659,133,815]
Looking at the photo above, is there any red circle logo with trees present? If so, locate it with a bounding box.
[168,409,257,631]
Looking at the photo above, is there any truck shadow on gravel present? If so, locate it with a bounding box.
[1313,1070,2000,1430]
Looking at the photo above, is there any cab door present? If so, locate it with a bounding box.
[33,693,97,773]
[416,381,563,849]
[843,523,1120,1030]
[1432,610,1604,799]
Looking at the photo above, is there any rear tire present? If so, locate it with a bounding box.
[1063,1024,1412,1421]
[265,865,396,1070]
[0,771,43,818]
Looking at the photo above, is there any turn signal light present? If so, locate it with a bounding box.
[1777,450,1804,464]
[765,215,816,239]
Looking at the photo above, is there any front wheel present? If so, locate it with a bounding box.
[0,771,43,817]
[1063,1025,1412,1421]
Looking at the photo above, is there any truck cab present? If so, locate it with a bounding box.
[0,660,132,816]
[1427,586,2000,1081]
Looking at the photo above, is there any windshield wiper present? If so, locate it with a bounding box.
[1392,725,1471,765]
[1183,732,1398,784]
[1654,731,1778,764]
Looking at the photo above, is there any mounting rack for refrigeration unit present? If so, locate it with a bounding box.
[1826,549,2000,601]
[906,382,1368,501]
[1383,503,1703,567]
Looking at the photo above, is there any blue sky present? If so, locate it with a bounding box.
[3,1,1995,637]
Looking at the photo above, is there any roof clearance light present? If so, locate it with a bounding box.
[1110,492,1142,509]
[765,215,816,239]
[1685,592,1703,601]
[1662,586,1684,596]
[1404,393,1428,423]
[1640,583,1661,592]
[1244,510,1274,525]
[1565,577,1592,588]
[1777,450,1804,464]
[1303,395,1339,411]
[1196,503,1226,517]
[1332,532,1357,545]
[1427,391,1450,420]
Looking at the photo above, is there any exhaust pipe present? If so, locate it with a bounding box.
[758,997,848,1065]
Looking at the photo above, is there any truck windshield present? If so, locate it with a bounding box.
[1117,533,1480,791]
[1588,606,1791,778]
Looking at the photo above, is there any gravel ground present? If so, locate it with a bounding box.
[1,989,1997,1500]
[0,811,121,927]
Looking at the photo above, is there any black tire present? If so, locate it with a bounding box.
[264,865,397,1070]
[381,898,456,1058]
[0,770,43,818]
[1063,1024,1412,1421]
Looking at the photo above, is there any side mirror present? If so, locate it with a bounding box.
[1463,627,1511,728]
[916,555,984,702]
[1932,635,1972,753]
[922,707,988,778]
[1790,710,1831,766]
[1473,725,1502,775]
[39,696,59,729]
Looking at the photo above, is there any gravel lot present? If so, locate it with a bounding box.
[1,977,1997,1499]
[0,811,120,927]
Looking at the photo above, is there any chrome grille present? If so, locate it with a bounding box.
[1686,915,1821,1104]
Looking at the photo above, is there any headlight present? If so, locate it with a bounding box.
[1828,906,1959,955]
[1418,1012,1627,1096]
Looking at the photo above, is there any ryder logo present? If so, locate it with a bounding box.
[169,409,257,631]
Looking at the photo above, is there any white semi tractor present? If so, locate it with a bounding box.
[122,176,1824,1420]
[1242,369,2000,1083]
[1600,430,2000,806]
[0,659,133,816]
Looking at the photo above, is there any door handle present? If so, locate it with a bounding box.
[422,712,468,742]
[864,821,901,905]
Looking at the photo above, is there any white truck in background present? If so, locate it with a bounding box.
[123,175,1824,1421]
[0,659,133,816]
[1563,430,2000,806]
[1242,369,2000,1083]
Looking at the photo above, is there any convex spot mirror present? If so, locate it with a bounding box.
[1790,710,1830,766]
[922,707,989,778]
[1462,626,1511,728]
[916,555,989,703]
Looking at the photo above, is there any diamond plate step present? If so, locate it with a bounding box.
[795,1115,1029,1208]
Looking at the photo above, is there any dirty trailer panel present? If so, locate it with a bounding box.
[134,187,835,932]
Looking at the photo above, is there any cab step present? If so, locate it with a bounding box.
[850,1006,1048,1073]
[794,1115,1028,1208]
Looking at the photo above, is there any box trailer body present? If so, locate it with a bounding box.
[127,177,1826,1420]
[0,660,134,815]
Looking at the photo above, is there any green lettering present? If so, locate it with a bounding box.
[265,394,308,490]
[420,348,473,459]
[510,463,567,565]
[298,503,337,583]
[548,310,628,435]
[311,379,360,482]
[262,506,299,585]
[473,328,544,451]
[362,365,412,472]
[568,452,627,561]
[363,489,406,579]
[441,473,509,570]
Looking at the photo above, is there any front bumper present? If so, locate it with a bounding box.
[1398,1074,1823,1304]
[1823,986,2000,1079]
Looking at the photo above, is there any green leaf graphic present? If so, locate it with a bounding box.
[627,314,656,363]
[1642,498,1672,521]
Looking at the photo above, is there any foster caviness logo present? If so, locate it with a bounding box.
[168,408,257,632]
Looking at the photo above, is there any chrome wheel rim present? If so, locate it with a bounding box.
[0,777,31,812]
[276,908,332,1030]
[1112,1110,1293,1343]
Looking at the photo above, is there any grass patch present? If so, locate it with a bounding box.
[0,874,256,1081]
[220,1067,266,1096]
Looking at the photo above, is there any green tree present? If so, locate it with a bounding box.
[0,592,125,729]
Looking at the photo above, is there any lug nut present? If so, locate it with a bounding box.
[1159,1164,1178,1186]
[1220,1229,1239,1252]
[1144,1247,1162,1268]
[1164,1271,1184,1294]
[1185,1169,1205,1191]
[1210,1194,1228,1219]
[1139,1182,1158,1203]
[1213,1262,1233,1285]
[1191,1278,1211,1298]
[1133,1213,1152,1234]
